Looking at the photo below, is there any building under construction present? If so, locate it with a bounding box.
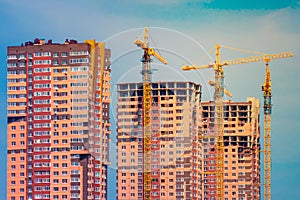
[117,81,202,200]
[182,41,295,200]
[201,98,261,200]
[116,80,261,199]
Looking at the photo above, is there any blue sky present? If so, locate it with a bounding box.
[1,0,300,199]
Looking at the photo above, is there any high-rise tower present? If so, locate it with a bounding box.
[7,38,111,200]
[117,81,202,200]
[201,98,261,200]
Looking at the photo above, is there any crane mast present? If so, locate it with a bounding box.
[134,28,167,200]
[262,63,272,200]
[213,44,225,200]
[182,44,293,200]
[142,28,152,200]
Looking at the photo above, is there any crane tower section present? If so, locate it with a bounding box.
[134,27,167,200]
[262,64,272,200]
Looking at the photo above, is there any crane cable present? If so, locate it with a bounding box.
[220,44,266,55]
[148,31,162,56]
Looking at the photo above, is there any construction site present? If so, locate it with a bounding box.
[5,27,294,200]
[3,0,300,199]
[116,28,294,200]
[7,28,294,200]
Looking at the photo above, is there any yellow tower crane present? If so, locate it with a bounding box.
[262,63,272,200]
[134,27,167,200]
[182,44,293,200]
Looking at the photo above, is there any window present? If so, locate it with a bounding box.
[7,62,17,67]
[34,60,51,65]
[7,54,17,59]
[70,58,88,64]
[70,66,88,71]
[70,51,88,56]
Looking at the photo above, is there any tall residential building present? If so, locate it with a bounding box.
[201,98,261,200]
[117,81,202,200]
[7,38,111,200]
